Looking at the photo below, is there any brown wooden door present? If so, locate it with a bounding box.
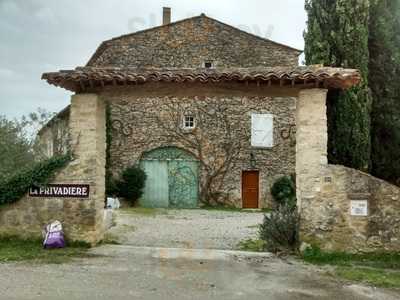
[242,171,259,208]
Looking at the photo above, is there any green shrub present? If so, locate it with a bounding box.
[115,165,146,205]
[0,154,71,206]
[271,175,296,208]
[259,204,299,253]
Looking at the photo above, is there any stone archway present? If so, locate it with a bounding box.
[139,147,199,208]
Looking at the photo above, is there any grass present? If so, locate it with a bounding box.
[237,238,266,252]
[302,246,400,288]
[336,266,400,288]
[0,236,92,264]
[302,247,400,269]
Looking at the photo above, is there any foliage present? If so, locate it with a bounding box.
[259,205,299,253]
[115,165,147,205]
[237,238,266,252]
[0,154,71,206]
[0,116,34,182]
[369,0,400,185]
[271,175,296,208]
[0,109,55,181]
[105,103,117,196]
[304,0,372,171]
[0,235,91,264]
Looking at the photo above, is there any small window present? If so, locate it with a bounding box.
[183,115,195,129]
[204,61,213,69]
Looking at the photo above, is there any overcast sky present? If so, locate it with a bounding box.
[0,0,307,119]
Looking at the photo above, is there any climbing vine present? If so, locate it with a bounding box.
[0,154,71,206]
[105,103,116,196]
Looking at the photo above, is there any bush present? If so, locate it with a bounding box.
[115,165,146,205]
[259,204,299,253]
[271,175,296,208]
[0,154,71,206]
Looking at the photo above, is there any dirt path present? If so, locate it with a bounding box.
[106,208,264,250]
[0,245,399,300]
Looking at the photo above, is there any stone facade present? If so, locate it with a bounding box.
[103,83,297,208]
[0,94,106,244]
[37,106,70,158]
[296,89,400,252]
[87,15,300,68]
[302,165,400,252]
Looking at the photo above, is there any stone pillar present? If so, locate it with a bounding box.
[0,93,106,244]
[296,89,328,239]
[68,93,106,244]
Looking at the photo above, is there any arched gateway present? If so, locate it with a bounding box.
[139,147,199,208]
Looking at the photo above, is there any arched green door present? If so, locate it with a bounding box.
[140,147,199,208]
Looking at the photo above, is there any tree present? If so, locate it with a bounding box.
[0,116,34,182]
[0,109,55,181]
[304,0,372,171]
[369,0,400,185]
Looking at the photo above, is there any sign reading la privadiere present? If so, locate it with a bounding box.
[29,184,90,198]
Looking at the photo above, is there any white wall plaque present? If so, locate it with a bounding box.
[350,200,368,216]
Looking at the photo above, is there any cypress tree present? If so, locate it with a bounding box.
[369,0,400,184]
[304,0,372,171]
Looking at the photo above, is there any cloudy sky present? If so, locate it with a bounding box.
[0,0,307,119]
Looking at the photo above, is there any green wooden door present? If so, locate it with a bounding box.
[168,160,198,208]
[140,160,169,208]
[140,147,199,208]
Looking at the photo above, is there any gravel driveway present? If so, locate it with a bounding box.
[105,208,265,250]
[1,245,399,300]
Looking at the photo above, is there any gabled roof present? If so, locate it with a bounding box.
[86,14,302,67]
[42,66,361,92]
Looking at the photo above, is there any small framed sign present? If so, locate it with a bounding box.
[350,200,368,216]
[29,184,90,198]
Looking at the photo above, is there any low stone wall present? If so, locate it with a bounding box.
[0,94,106,244]
[300,165,400,252]
[296,89,400,252]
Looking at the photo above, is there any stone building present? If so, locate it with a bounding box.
[40,9,303,209]
[40,9,357,210]
[7,7,391,251]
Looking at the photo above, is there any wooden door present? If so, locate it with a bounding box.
[242,171,259,208]
[140,161,169,208]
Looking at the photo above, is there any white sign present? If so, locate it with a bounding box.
[251,114,273,148]
[350,200,368,216]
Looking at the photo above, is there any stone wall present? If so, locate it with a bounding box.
[301,165,400,252]
[37,106,70,158]
[296,89,400,252]
[0,94,106,244]
[88,15,300,68]
[103,83,297,208]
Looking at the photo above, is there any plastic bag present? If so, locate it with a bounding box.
[43,220,65,249]
[106,197,120,209]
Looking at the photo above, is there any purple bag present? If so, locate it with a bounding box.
[43,221,65,249]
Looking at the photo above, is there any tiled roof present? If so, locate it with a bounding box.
[42,66,361,92]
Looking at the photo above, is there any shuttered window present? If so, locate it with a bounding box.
[251,114,273,148]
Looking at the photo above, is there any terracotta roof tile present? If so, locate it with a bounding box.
[42,66,361,92]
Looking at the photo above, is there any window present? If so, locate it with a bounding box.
[251,114,273,148]
[204,61,214,69]
[183,115,195,129]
